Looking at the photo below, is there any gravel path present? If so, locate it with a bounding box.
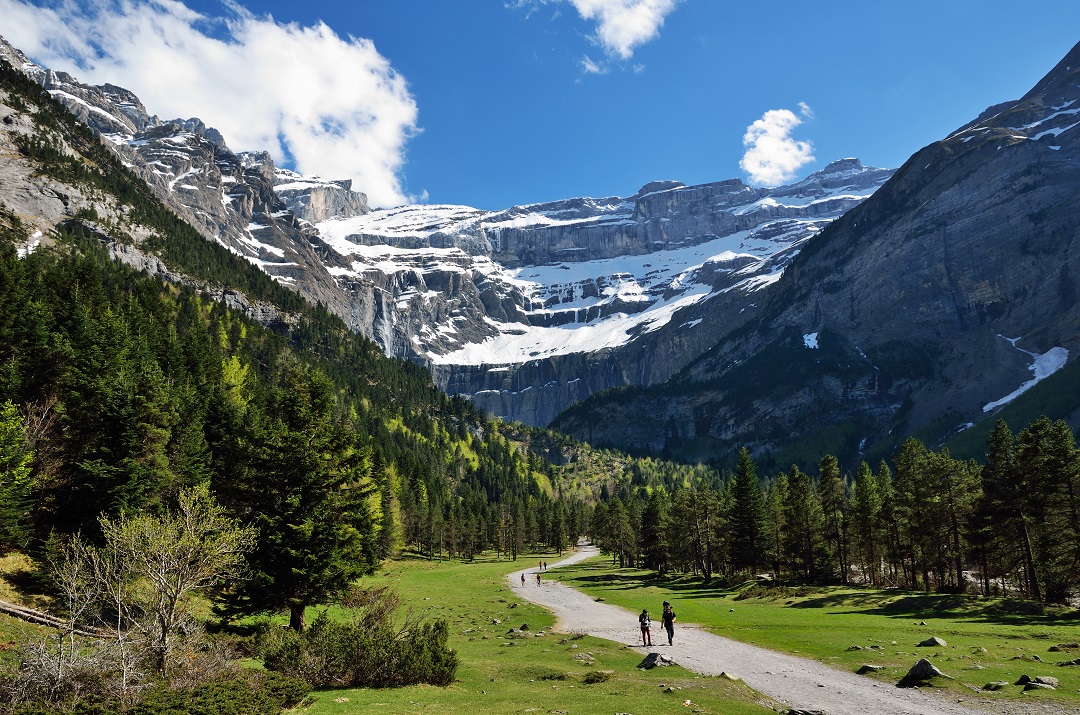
[509,546,1016,715]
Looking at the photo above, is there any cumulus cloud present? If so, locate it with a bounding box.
[568,0,681,60]
[739,104,815,187]
[0,0,419,208]
[512,0,679,69]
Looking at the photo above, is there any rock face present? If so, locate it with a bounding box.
[0,35,893,428]
[553,39,1080,464]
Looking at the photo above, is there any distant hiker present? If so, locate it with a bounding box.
[639,608,652,646]
[536,571,541,585]
[661,601,676,646]
[539,560,543,570]
[543,561,547,571]
[521,573,526,587]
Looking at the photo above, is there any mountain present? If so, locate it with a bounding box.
[553,40,1080,468]
[0,36,891,428]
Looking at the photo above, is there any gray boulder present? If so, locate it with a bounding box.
[982,681,1010,691]
[637,653,673,669]
[898,658,950,687]
[917,636,947,648]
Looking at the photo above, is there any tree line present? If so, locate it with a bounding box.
[591,419,1080,603]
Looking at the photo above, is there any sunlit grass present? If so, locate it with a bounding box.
[557,556,1080,706]
[289,552,777,715]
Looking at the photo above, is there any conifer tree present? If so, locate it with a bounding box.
[224,366,377,630]
[730,447,767,573]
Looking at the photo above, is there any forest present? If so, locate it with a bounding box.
[590,423,1080,603]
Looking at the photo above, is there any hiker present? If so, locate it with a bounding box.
[543,561,547,571]
[536,571,541,585]
[661,601,676,646]
[639,608,652,646]
[520,573,525,587]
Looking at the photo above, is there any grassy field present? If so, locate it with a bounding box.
[556,555,1080,708]
[290,553,777,715]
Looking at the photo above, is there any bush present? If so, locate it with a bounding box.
[582,670,612,684]
[258,611,457,689]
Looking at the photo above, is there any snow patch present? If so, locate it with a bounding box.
[983,336,1069,412]
[803,332,819,349]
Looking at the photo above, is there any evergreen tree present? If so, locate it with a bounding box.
[0,401,33,550]
[730,447,767,573]
[223,366,377,630]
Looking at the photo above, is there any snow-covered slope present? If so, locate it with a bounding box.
[0,35,892,426]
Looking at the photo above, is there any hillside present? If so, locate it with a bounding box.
[553,39,1080,472]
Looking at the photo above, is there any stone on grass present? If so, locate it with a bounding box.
[520,623,530,631]
[982,681,1009,691]
[917,636,947,648]
[1049,642,1078,652]
[846,645,863,651]
[897,658,950,687]
[1058,658,1080,667]
[638,652,674,669]
[786,710,828,715]
[718,671,740,681]
[1024,682,1055,691]
[857,664,885,675]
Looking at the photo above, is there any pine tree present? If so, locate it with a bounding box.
[730,447,767,573]
[223,366,377,630]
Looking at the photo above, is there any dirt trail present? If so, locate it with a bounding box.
[510,546,999,715]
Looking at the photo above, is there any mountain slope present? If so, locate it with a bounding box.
[0,35,891,427]
[553,40,1080,468]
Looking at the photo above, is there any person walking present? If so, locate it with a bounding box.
[536,571,542,585]
[661,601,676,646]
[639,608,652,646]
[521,572,526,587]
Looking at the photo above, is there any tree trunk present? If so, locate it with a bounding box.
[290,603,307,631]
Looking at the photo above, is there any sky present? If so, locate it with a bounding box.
[2,1,1080,209]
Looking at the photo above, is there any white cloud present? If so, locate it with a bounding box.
[569,0,680,60]
[0,0,419,208]
[739,104,815,187]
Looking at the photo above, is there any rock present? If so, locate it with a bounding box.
[787,710,828,715]
[1016,674,1033,684]
[520,623,530,631]
[857,664,886,675]
[1023,682,1055,691]
[1034,676,1060,688]
[492,618,501,625]
[846,645,863,651]
[898,658,949,687]
[1058,658,1080,667]
[1049,642,1079,652]
[982,681,1010,691]
[917,636,947,648]
[638,653,674,669]
[717,672,740,681]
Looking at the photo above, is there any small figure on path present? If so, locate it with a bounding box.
[543,561,547,570]
[639,608,652,646]
[536,571,542,585]
[521,573,525,587]
[661,601,676,646]
[539,560,543,571]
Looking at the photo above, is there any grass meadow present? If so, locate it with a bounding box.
[289,552,775,715]
[556,555,1080,708]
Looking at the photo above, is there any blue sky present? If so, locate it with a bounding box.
[3,1,1080,209]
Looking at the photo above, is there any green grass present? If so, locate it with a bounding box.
[557,556,1080,707]
[288,552,776,715]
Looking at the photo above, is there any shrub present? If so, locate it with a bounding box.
[582,670,612,684]
[258,611,457,689]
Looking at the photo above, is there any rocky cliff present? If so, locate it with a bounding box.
[0,34,893,429]
[553,40,1080,467]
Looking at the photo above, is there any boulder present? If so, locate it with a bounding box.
[898,658,949,687]
[638,653,674,669]
[1024,682,1055,691]
[917,636,947,648]
[1058,658,1080,667]
[787,710,828,715]
[857,664,886,675]
[982,681,1010,691]
[1049,642,1078,652]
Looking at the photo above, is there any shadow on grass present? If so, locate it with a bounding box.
[561,561,1080,627]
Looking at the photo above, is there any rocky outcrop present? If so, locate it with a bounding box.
[553,40,1080,465]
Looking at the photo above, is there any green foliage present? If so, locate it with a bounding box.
[0,402,33,550]
[258,610,457,688]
